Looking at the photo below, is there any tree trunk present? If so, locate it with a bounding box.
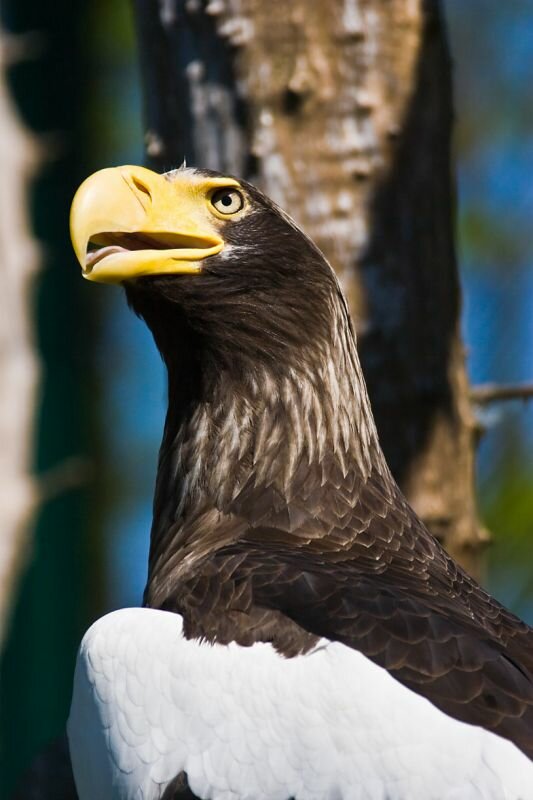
[0,30,42,651]
[132,0,488,579]
[1,1,95,794]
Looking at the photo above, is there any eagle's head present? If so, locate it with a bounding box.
[70,165,344,372]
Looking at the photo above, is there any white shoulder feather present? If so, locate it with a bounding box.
[68,607,533,800]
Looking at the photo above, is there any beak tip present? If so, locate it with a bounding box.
[69,165,150,271]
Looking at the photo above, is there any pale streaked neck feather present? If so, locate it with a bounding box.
[147,291,387,589]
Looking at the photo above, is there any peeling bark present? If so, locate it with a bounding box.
[0,32,42,649]
[133,0,487,577]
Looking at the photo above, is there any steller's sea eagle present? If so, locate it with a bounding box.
[68,165,533,799]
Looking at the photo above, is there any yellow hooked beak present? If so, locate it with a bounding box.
[69,166,236,284]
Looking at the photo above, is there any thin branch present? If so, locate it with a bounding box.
[38,457,93,504]
[470,383,533,406]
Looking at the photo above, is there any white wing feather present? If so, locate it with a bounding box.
[68,607,533,800]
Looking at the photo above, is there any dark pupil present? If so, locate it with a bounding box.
[221,194,233,207]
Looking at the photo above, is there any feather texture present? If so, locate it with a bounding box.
[68,168,533,798]
[69,607,533,800]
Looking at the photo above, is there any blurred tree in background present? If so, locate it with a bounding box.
[0,1,143,794]
[0,1,532,797]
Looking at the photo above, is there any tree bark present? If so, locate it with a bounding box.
[0,30,42,650]
[132,0,488,578]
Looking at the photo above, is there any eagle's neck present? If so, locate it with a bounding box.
[144,291,386,604]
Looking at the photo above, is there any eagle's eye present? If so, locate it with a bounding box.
[210,187,244,216]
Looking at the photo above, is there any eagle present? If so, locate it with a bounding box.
[68,165,533,799]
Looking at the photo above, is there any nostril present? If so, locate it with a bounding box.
[131,176,152,202]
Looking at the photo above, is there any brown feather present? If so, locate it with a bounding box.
[123,170,533,760]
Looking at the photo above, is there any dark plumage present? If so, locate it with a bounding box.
[68,165,533,799]
[119,171,533,758]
